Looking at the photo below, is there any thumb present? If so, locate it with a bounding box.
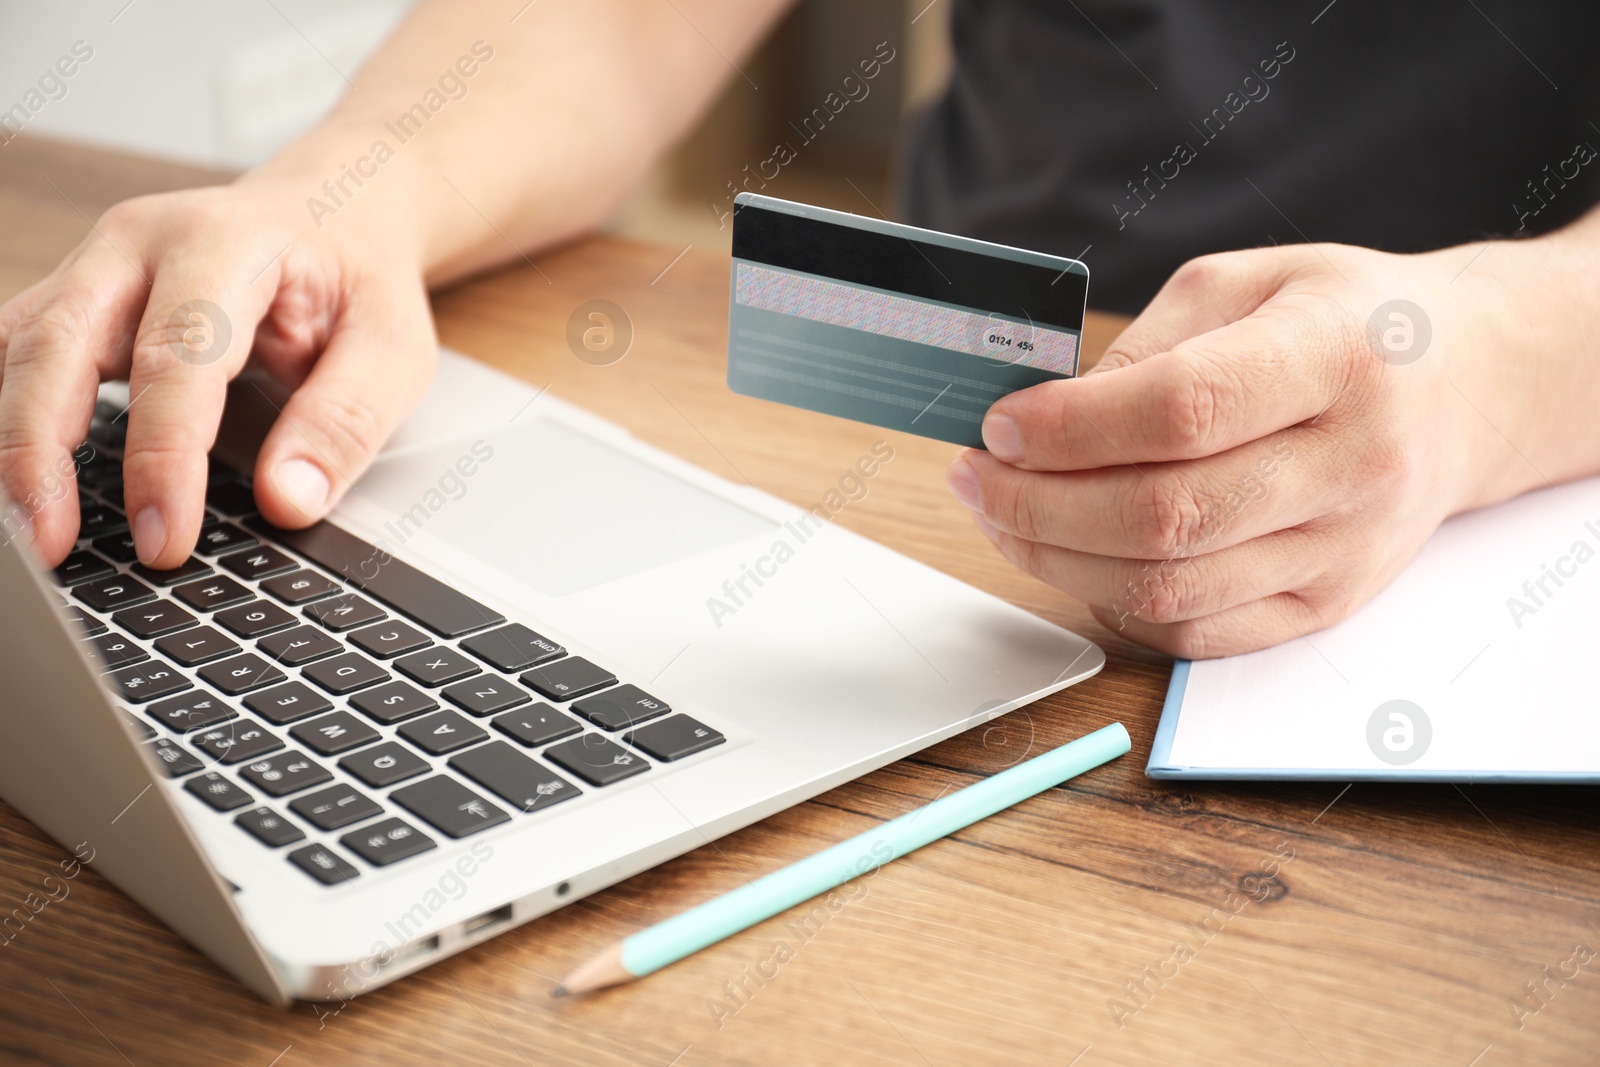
[251,293,436,528]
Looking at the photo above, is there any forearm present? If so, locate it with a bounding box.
[241,0,792,284]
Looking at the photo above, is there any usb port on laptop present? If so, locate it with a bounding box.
[462,904,514,937]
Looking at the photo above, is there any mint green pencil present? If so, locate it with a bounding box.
[555,721,1131,994]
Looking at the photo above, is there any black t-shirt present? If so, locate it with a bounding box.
[898,0,1600,314]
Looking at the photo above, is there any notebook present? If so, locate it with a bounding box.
[1147,476,1600,782]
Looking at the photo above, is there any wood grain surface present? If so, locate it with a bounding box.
[0,136,1597,1067]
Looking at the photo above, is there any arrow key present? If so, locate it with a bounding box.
[289,782,383,831]
[339,816,436,868]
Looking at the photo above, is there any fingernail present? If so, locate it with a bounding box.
[982,413,1023,462]
[973,512,1000,544]
[276,458,329,518]
[946,457,983,511]
[133,506,167,565]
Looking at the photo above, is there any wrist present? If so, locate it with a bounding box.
[1442,220,1600,511]
[235,110,431,272]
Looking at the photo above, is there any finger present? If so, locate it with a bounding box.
[1087,593,1326,660]
[1087,250,1289,375]
[251,281,435,529]
[948,433,1309,558]
[122,263,271,568]
[981,307,1349,472]
[0,249,155,564]
[974,514,1325,626]
[0,278,51,391]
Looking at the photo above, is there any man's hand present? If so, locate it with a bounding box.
[0,0,793,573]
[0,179,436,570]
[946,232,1600,658]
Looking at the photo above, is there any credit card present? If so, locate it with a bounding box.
[727,193,1089,448]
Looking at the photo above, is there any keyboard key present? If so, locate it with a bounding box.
[90,531,139,563]
[191,720,283,764]
[114,706,157,741]
[235,806,305,847]
[75,444,119,485]
[96,480,125,509]
[146,738,204,777]
[85,632,149,671]
[64,605,106,636]
[571,684,670,731]
[349,681,438,725]
[206,481,258,516]
[154,625,240,666]
[249,518,505,638]
[198,653,287,695]
[339,742,431,788]
[290,711,380,756]
[219,546,297,581]
[340,817,436,867]
[397,710,487,755]
[113,600,197,639]
[77,504,128,539]
[544,734,649,786]
[74,574,156,613]
[196,522,258,555]
[54,550,114,586]
[243,681,333,725]
[146,691,235,732]
[395,647,480,688]
[290,783,383,831]
[260,569,340,604]
[491,704,582,747]
[239,751,332,797]
[304,593,385,633]
[460,624,565,672]
[348,621,431,659]
[391,776,510,838]
[288,843,359,886]
[258,624,341,665]
[87,422,126,453]
[184,771,254,811]
[173,575,252,611]
[442,674,530,717]
[215,599,296,638]
[207,458,241,487]
[132,557,213,587]
[520,657,616,702]
[625,715,726,762]
[302,652,390,695]
[107,660,191,703]
[449,742,581,815]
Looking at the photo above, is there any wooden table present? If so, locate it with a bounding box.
[1,136,1596,1067]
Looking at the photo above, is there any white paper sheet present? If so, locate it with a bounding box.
[1150,477,1600,780]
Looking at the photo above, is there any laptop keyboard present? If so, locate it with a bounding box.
[51,402,726,887]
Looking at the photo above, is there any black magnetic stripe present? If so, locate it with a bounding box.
[731,201,1088,331]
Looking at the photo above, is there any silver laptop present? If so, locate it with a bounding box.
[0,348,1103,1005]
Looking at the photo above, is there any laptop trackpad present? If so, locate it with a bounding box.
[356,421,776,596]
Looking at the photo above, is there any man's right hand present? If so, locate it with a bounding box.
[0,177,438,571]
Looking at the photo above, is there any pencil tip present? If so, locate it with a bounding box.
[551,984,569,998]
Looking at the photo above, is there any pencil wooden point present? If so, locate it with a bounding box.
[558,940,633,995]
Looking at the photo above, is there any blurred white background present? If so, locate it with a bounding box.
[0,0,948,246]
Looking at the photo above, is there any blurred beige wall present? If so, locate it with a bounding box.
[611,0,951,249]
